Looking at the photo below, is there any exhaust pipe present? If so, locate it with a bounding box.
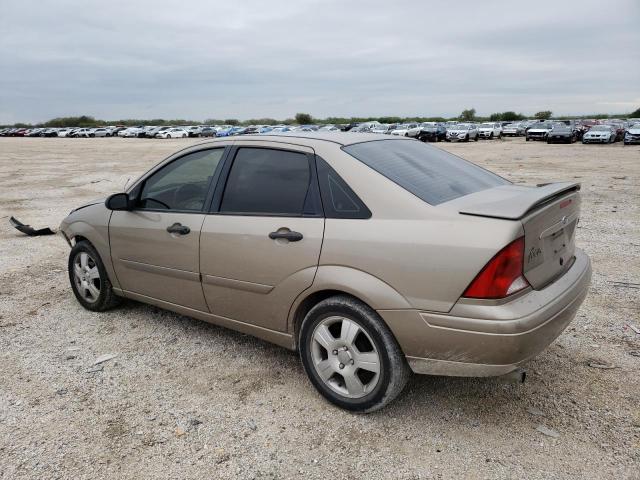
[498,368,527,384]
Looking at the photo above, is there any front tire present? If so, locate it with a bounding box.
[68,241,120,312]
[299,295,410,413]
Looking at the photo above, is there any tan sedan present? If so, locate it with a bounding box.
[59,133,591,412]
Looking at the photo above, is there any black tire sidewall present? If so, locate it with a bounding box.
[300,300,393,412]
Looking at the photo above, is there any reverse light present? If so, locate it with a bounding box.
[463,237,530,299]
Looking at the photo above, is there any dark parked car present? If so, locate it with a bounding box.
[547,123,578,144]
[416,124,447,142]
[200,127,217,137]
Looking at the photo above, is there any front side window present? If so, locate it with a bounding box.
[343,140,509,205]
[220,148,311,215]
[138,148,224,211]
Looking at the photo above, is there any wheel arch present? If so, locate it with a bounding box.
[288,266,412,350]
[63,217,120,290]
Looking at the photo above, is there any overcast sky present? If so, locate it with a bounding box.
[1,0,638,124]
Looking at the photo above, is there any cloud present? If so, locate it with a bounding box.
[1,0,638,123]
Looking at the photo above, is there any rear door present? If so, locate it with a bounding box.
[109,147,226,311]
[200,142,324,331]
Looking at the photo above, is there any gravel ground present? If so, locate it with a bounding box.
[0,137,638,479]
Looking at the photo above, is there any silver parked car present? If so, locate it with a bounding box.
[502,123,526,136]
[446,124,479,142]
[59,133,591,412]
[582,125,616,144]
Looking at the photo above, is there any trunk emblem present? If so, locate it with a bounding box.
[561,215,568,225]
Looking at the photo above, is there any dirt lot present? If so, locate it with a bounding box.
[0,137,638,479]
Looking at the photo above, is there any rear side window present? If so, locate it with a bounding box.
[220,148,311,215]
[343,140,508,205]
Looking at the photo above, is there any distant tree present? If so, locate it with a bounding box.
[534,110,553,120]
[501,111,523,121]
[283,118,296,125]
[44,115,101,127]
[489,113,502,121]
[295,113,313,125]
[629,106,640,118]
[224,119,239,126]
[460,108,476,122]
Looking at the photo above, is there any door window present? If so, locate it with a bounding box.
[138,148,224,211]
[220,148,311,216]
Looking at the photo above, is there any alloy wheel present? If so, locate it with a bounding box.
[310,316,381,399]
[72,252,101,303]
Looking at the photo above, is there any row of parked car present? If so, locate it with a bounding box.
[2,119,639,145]
[0,124,336,139]
[350,119,639,145]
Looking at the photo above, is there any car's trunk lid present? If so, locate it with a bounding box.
[450,182,581,289]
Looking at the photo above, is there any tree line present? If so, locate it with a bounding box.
[4,107,639,128]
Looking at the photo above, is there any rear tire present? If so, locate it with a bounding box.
[68,241,120,312]
[299,295,410,413]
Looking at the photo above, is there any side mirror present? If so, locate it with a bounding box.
[105,192,132,211]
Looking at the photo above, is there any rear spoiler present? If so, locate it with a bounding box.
[459,182,580,220]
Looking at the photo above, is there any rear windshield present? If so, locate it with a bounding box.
[343,140,509,205]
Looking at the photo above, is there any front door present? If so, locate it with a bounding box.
[110,147,226,311]
[200,144,324,331]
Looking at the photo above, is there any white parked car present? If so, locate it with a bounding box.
[90,128,111,137]
[370,124,391,134]
[156,128,189,139]
[185,126,202,137]
[390,123,418,136]
[525,122,553,142]
[446,124,479,142]
[478,122,503,139]
[74,128,93,138]
[118,127,141,138]
[623,123,640,145]
[582,125,616,144]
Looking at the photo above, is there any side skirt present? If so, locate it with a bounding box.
[118,289,295,350]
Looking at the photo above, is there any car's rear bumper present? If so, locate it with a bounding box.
[380,248,591,377]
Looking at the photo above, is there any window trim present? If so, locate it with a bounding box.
[208,145,323,218]
[131,146,229,214]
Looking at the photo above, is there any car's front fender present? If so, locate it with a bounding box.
[59,203,120,289]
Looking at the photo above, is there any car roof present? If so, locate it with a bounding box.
[196,132,412,147]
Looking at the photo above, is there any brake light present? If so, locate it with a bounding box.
[463,237,530,299]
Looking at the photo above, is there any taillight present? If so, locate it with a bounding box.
[462,237,530,299]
